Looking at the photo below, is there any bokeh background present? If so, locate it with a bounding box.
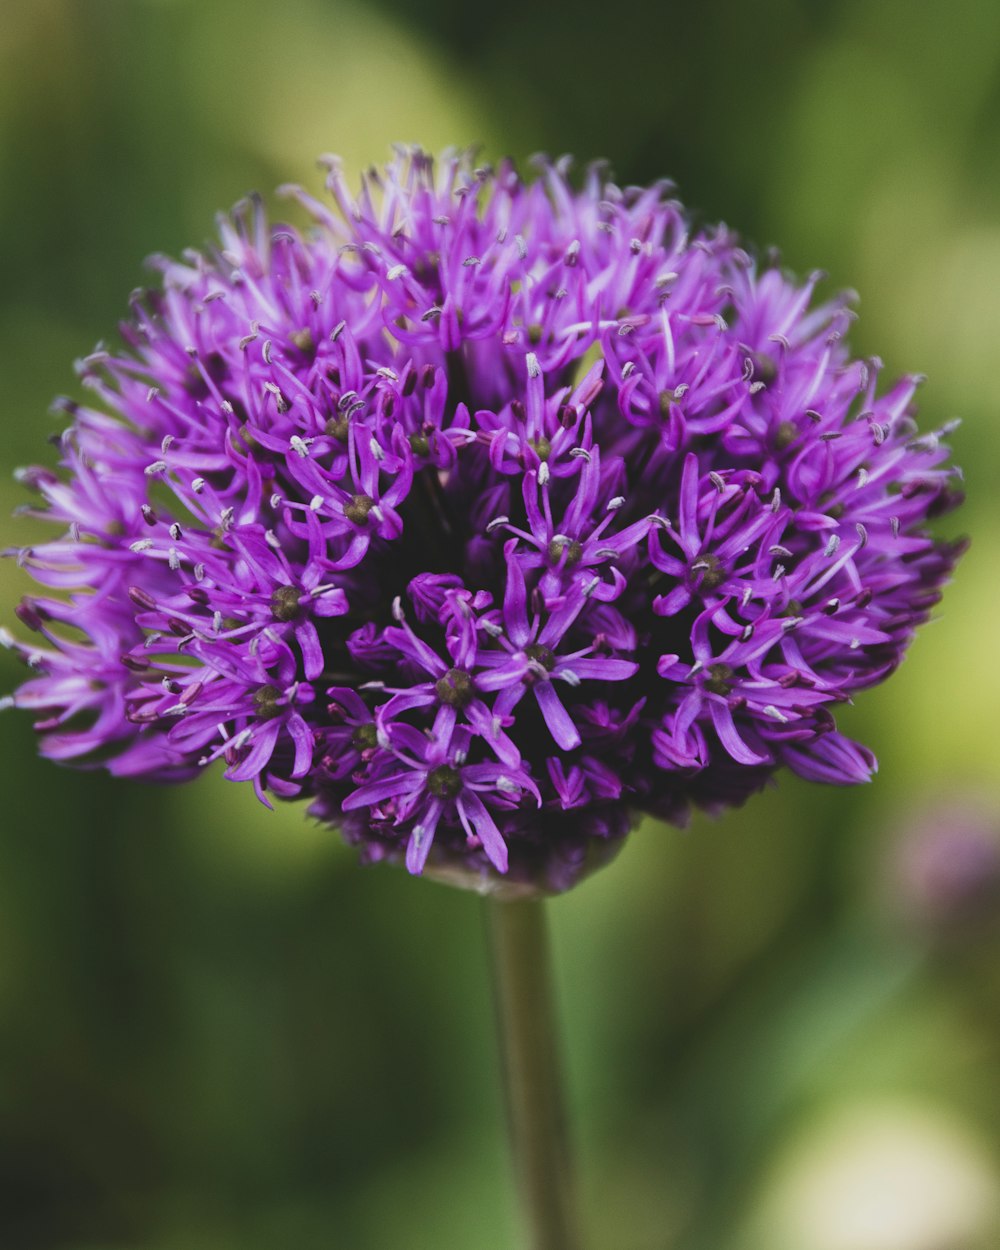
[1,1,999,1247]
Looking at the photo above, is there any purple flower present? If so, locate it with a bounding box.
[4,148,965,893]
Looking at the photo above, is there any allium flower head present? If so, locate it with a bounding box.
[4,148,965,893]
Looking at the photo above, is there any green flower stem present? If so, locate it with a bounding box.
[486,896,580,1250]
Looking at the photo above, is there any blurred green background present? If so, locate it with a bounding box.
[1,1,999,1247]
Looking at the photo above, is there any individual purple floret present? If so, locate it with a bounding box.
[4,147,965,893]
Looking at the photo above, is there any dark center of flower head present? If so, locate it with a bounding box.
[427,764,462,799]
[253,683,283,720]
[344,494,374,526]
[659,389,679,417]
[773,420,798,451]
[704,663,734,695]
[529,436,551,462]
[270,585,302,622]
[238,423,261,453]
[691,552,726,591]
[352,722,378,751]
[525,643,557,672]
[289,327,315,354]
[750,351,778,385]
[408,432,430,457]
[547,537,583,568]
[435,668,474,708]
[325,414,350,443]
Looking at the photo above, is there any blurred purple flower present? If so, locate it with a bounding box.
[893,798,1000,936]
[4,148,965,892]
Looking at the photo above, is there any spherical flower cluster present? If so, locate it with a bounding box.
[4,149,964,892]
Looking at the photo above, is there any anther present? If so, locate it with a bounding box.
[127,586,157,610]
